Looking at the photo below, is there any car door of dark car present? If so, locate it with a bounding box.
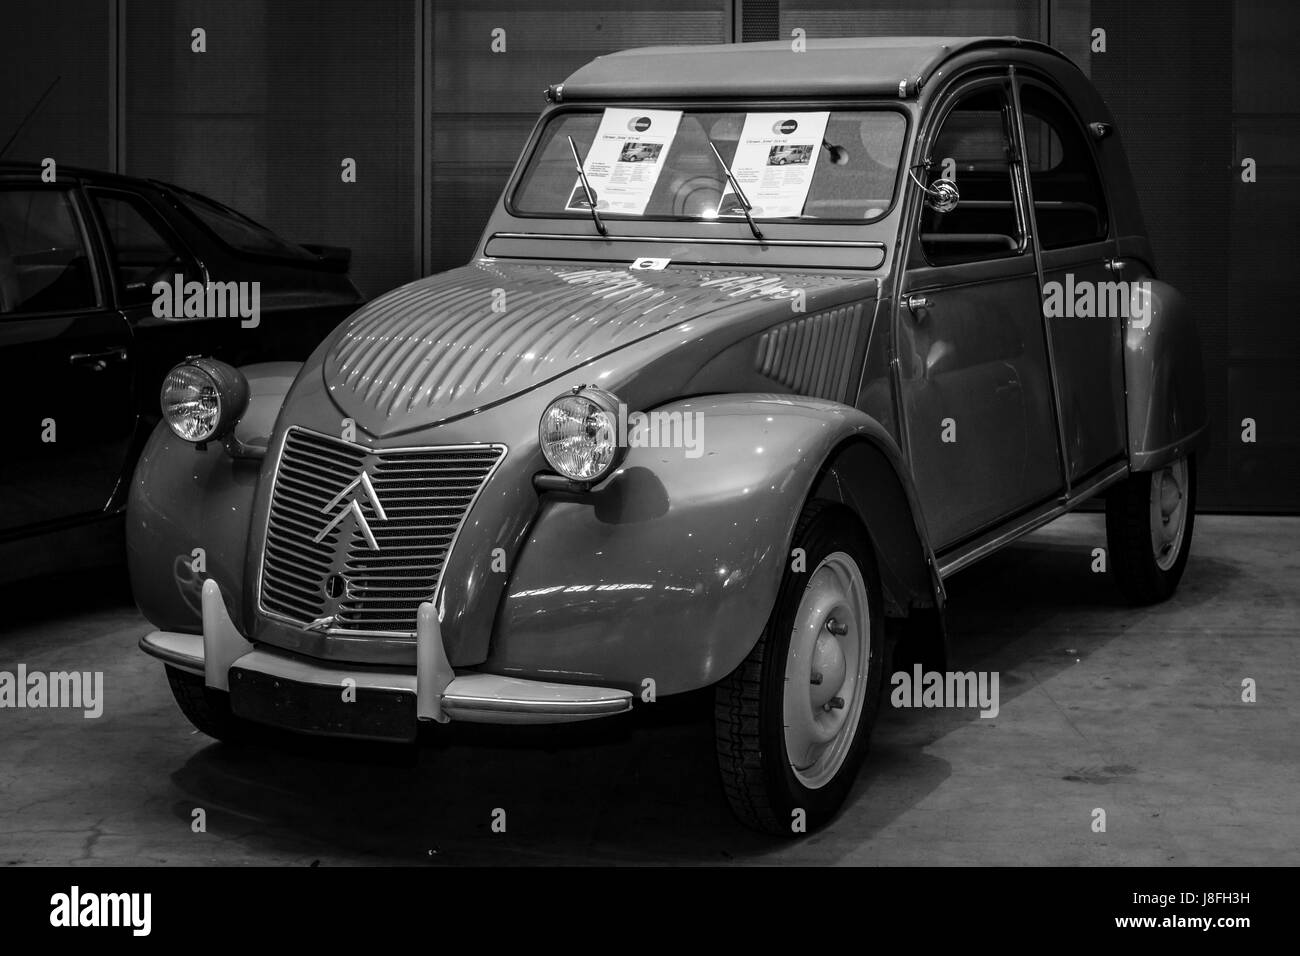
[896,78,1063,550]
[84,187,212,414]
[0,185,134,535]
[1016,77,1126,486]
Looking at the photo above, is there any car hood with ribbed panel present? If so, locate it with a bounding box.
[320,259,872,437]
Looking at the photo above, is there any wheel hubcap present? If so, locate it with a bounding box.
[782,552,870,790]
[1150,458,1189,572]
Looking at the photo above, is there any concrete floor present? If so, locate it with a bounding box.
[1,514,1295,865]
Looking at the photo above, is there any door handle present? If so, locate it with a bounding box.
[69,347,128,372]
[903,294,931,313]
[1104,258,1124,272]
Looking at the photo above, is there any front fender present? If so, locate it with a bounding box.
[484,394,938,695]
[1125,278,1207,470]
[126,362,298,633]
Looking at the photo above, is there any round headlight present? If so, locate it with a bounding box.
[539,386,624,483]
[160,358,249,444]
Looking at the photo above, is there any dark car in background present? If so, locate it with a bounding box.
[0,163,363,583]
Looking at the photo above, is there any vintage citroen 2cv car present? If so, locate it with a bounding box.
[131,36,1205,834]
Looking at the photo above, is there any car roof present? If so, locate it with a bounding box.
[0,161,183,193]
[558,35,1072,100]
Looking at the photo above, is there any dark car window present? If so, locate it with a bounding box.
[0,188,97,315]
[91,190,201,307]
[1020,84,1109,249]
[920,87,1025,266]
[174,189,315,260]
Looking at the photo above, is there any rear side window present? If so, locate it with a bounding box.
[1020,84,1109,249]
[91,190,200,307]
[0,189,97,314]
[175,189,314,260]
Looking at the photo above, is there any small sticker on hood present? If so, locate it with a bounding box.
[631,257,670,271]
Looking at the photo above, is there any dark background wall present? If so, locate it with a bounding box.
[1,0,1295,513]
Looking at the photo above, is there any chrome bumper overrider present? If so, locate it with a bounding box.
[140,579,632,729]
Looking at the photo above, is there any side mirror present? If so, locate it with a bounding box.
[924,179,960,213]
[909,164,961,213]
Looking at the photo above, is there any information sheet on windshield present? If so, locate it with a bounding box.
[718,111,830,219]
[565,108,682,216]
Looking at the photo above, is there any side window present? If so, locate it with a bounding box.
[920,87,1024,266]
[0,188,97,315]
[1020,85,1109,248]
[91,191,200,307]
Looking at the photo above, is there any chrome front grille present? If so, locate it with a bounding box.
[258,427,505,636]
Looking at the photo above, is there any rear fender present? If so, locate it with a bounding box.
[1124,277,1207,470]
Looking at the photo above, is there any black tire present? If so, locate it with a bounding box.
[1105,454,1197,605]
[715,501,884,835]
[165,665,253,743]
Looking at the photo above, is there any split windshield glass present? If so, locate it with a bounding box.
[512,107,906,224]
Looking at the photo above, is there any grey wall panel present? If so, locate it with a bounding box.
[1088,0,1238,510]
[0,0,111,169]
[427,0,733,274]
[778,0,1040,39]
[1227,0,1300,511]
[123,0,415,300]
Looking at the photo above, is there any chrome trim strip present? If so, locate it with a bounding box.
[442,696,631,718]
[936,460,1129,579]
[254,426,508,639]
[139,630,204,675]
[441,675,633,717]
[490,231,887,250]
[146,638,634,724]
[230,649,631,724]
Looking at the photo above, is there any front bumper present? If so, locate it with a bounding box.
[141,579,632,739]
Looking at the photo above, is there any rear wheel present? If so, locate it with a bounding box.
[715,501,884,835]
[1105,454,1196,604]
[165,666,253,743]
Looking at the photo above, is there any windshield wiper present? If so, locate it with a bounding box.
[566,135,607,237]
[706,140,763,241]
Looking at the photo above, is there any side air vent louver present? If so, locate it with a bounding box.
[755,303,862,401]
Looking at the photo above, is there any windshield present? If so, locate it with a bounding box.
[512,107,906,224]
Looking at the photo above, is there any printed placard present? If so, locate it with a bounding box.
[718,111,830,219]
[565,108,683,216]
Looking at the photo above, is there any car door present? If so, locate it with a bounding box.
[1016,77,1126,486]
[84,187,209,406]
[0,184,135,536]
[896,77,1063,550]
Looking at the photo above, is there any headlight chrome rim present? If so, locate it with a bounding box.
[538,386,626,484]
[160,357,249,445]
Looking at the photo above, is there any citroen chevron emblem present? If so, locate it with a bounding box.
[314,471,387,550]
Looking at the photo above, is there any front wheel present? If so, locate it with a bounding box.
[715,501,884,835]
[1105,454,1196,604]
